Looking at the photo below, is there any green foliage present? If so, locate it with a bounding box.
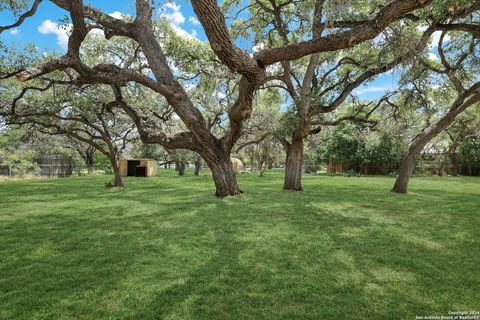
[416,0,478,20]
[0,152,39,176]
[458,137,480,165]
[132,143,167,160]
[367,133,406,167]
[92,152,112,173]
[0,127,39,176]
[0,0,29,15]
[321,124,406,173]
[323,122,367,169]
[104,179,117,189]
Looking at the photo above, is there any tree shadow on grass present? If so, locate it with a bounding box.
[1,173,479,319]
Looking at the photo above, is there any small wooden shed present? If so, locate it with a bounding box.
[119,159,158,177]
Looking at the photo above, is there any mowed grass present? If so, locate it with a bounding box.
[0,170,479,320]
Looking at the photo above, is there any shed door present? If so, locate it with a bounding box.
[127,160,140,176]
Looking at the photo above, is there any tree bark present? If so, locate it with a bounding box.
[84,146,95,174]
[250,150,255,173]
[283,139,304,191]
[391,143,422,193]
[259,159,266,177]
[86,162,94,174]
[175,160,185,176]
[110,154,124,188]
[204,154,242,197]
[194,157,202,176]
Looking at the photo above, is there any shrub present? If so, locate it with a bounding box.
[303,165,319,174]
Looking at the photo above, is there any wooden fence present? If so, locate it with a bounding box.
[326,164,344,173]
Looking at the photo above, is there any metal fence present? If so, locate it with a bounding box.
[0,166,11,176]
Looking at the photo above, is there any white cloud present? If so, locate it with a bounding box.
[171,25,197,39]
[166,11,185,25]
[163,2,185,25]
[10,29,20,35]
[417,25,451,50]
[86,12,127,38]
[189,16,200,25]
[252,42,265,53]
[160,2,197,40]
[354,86,392,95]
[38,20,57,33]
[38,20,70,49]
[164,2,181,12]
[430,31,450,49]
[428,52,438,61]
[109,11,123,20]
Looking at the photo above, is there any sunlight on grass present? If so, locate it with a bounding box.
[0,169,479,319]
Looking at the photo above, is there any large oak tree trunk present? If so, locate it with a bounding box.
[205,155,242,197]
[283,139,304,191]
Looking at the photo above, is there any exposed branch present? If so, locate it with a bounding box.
[0,0,43,33]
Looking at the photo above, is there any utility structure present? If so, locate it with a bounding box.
[119,159,158,177]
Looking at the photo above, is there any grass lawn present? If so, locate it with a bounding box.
[0,170,479,319]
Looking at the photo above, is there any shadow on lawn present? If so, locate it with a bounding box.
[1,173,479,319]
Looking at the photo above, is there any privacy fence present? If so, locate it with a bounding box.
[325,161,480,176]
[0,156,73,177]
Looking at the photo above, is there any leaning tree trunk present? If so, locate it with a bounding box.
[284,138,304,191]
[391,143,423,193]
[194,157,202,176]
[392,104,471,193]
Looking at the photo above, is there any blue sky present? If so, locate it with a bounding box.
[0,1,206,51]
[0,1,441,101]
